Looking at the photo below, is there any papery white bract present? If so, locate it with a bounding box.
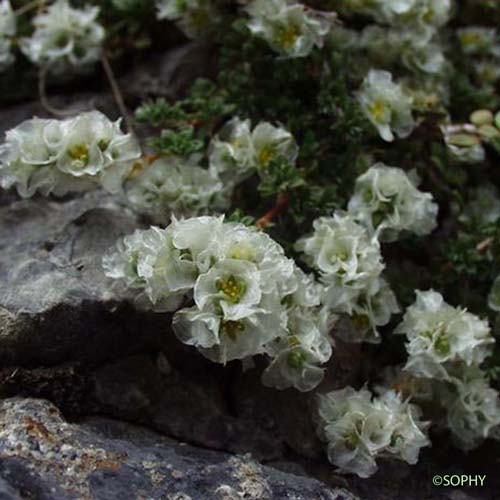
[357,70,415,142]
[348,163,438,241]
[0,111,141,197]
[126,157,226,224]
[296,212,384,314]
[246,0,335,58]
[209,117,298,184]
[102,226,197,312]
[317,386,429,478]
[395,290,494,380]
[20,0,105,74]
[444,367,500,451]
[261,305,333,392]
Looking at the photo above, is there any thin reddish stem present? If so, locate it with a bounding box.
[256,194,290,229]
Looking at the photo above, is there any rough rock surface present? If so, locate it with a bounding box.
[0,398,356,500]
[0,192,146,367]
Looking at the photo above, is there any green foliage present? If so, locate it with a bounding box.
[149,127,204,157]
[441,221,500,283]
[258,158,306,198]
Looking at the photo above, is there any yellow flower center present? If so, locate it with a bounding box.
[369,101,388,123]
[461,32,481,47]
[276,24,300,51]
[68,144,90,165]
[258,146,276,168]
[216,275,247,304]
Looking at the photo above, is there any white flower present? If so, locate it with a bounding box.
[208,117,254,184]
[344,278,400,343]
[357,70,415,142]
[20,0,105,74]
[102,226,197,312]
[194,258,264,321]
[169,216,297,361]
[126,157,226,224]
[156,0,217,38]
[105,216,332,374]
[457,27,497,56]
[317,386,429,478]
[395,290,495,380]
[348,163,438,241]
[296,211,384,314]
[377,389,430,465]
[358,26,445,76]
[56,111,141,192]
[338,0,451,36]
[246,0,335,58]
[208,117,298,184]
[0,0,15,71]
[0,111,141,197]
[261,305,333,392]
[169,214,227,273]
[441,124,485,164]
[445,367,500,451]
[173,306,281,363]
[251,121,299,169]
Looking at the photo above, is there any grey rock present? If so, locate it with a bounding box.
[0,397,356,500]
[0,192,148,367]
[90,354,284,461]
[121,42,216,99]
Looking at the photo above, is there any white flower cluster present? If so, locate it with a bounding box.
[103,216,333,391]
[245,0,335,58]
[352,26,446,76]
[348,163,438,242]
[317,386,430,478]
[338,0,450,76]
[125,157,227,224]
[156,0,217,38]
[296,211,398,342]
[0,0,15,72]
[208,117,298,185]
[21,0,105,74]
[443,367,500,451]
[457,27,498,57]
[393,290,500,450]
[396,290,494,381]
[295,164,436,342]
[357,70,415,142]
[0,111,141,197]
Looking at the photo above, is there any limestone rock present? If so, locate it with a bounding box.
[0,397,355,500]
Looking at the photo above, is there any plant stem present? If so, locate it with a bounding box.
[256,194,290,229]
